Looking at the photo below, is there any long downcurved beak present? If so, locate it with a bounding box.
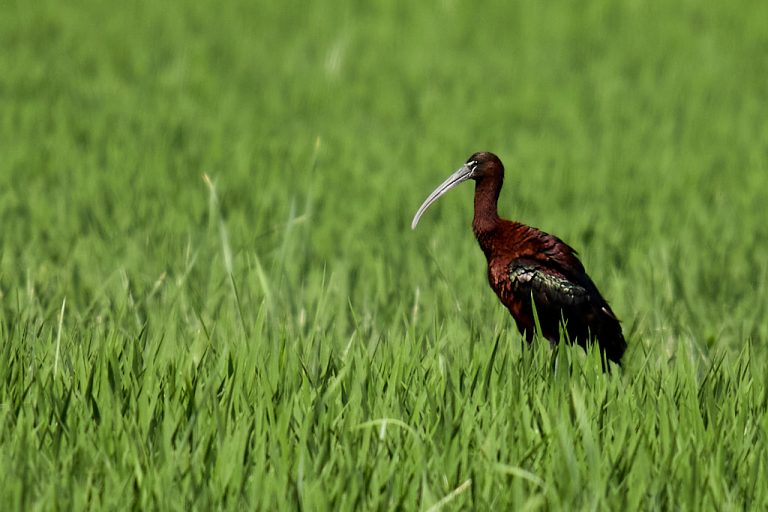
[411,164,474,229]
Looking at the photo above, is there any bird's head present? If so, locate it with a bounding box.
[411,151,504,229]
[464,151,504,180]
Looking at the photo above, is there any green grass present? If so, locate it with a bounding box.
[2,0,768,509]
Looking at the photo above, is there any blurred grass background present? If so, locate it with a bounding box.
[1,0,767,509]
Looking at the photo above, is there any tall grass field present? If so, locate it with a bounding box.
[2,0,768,509]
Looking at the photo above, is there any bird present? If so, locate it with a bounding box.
[411,151,627,367]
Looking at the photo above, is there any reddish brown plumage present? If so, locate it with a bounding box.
[412,152,627,366]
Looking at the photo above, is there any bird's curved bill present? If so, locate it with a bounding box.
[411,164,474,229]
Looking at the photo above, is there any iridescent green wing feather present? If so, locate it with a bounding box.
[508,260,593,307]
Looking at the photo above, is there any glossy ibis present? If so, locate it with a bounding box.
[412,152,626,366]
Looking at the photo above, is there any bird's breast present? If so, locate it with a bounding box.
[487,258,515,300]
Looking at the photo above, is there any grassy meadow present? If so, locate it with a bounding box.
[2,0,768,509]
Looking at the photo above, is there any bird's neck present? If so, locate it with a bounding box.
[472,176,502,241]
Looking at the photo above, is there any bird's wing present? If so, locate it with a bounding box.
[508,259,594,307]
[507,257,623,337]
[501,225,620,319]
[498,229,626,364]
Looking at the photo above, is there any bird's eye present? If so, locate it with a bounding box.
[467,160,478,170]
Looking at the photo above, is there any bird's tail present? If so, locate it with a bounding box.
[594,305,627,366]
